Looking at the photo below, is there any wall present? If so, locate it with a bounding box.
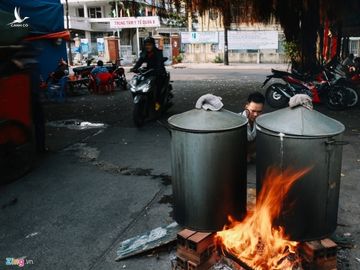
[183,50,288,64]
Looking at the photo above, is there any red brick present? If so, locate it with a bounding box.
[187,232,215,254]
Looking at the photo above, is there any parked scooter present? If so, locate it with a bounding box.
[263,68,359,110]
[106,61,127,90]
[325,58,360,87]
[129,61,173,127]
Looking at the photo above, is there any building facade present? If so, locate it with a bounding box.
[61,0,185,64]
[181,10,287,64]
[61,1,288,64]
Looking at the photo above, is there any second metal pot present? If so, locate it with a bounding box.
[256,106,345,241]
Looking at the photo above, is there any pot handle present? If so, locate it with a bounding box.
[325,140,349,146]
[157,120,172,136]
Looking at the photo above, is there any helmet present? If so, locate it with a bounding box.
[143,36,155,46]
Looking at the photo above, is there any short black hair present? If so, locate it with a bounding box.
[97,60,104,66]
[247,91,265,104]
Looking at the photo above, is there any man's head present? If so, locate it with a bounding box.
[144,37,155,53]
[97,60,104,67]
[349,53,354,60]
[245,91,265,123]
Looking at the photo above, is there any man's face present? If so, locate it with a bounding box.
[245,101,264,122]
[145,42,154,52]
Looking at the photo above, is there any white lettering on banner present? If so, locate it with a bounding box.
[180,31,278,49]
[219,31,279,50]
[180,32,218,44]
[110,16,160,29]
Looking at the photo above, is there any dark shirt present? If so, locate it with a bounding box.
[53,63,68,80]
[133,48,165,75]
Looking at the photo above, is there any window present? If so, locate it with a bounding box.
[77,8,84,17]
[88,7,102,18]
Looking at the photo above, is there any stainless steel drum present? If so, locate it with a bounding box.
[256,106,345,241]
[168,109,248,231]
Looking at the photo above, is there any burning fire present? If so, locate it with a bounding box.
[217,168,310,270]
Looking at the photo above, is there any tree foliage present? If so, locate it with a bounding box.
[167,0,360,69]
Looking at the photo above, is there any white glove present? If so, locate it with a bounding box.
[195,94,224,111]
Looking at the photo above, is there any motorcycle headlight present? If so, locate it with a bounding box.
[130,78,137,87]
[137,79,151,92]
[129,78,137,92]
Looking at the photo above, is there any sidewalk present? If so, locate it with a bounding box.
[171,62,290,70]
[68,62,290,72]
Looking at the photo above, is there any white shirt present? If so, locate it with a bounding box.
[240,110,256,142]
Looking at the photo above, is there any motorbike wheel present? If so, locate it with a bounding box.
[326,85,359,110]
[265,83,289,108]
[118,77,127,91]
[343,87,359,107]
[161,87,174,114]
[133,102,145,127]
[326,86,348,110]
[121,80,128,91]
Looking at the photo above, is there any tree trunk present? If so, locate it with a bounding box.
[299,0,320,72]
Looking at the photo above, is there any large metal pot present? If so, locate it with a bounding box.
[168,109,248,231]
[256,106,345,241]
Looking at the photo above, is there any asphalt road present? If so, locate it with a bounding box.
[0,67,359,270]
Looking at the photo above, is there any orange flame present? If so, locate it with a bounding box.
[217,168,310,270]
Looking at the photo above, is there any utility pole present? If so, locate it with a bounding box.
[65,0,73,65]
[115,1,121,46]
[222,2,231,66]
[224,26,229,65]
[114,0,122,64]
[136,27,140,56]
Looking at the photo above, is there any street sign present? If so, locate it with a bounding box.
[110,16,160,29]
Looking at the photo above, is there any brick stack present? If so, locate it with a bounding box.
[173,229,218,270]
[298,238,337,270]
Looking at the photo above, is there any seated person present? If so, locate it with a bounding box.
[91,60,109,76]
[240,91,265,162]
[48,58,68,83]
[91,60,112,86]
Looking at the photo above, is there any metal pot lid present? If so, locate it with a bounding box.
[256,106,345,137]
[168,109,248,132]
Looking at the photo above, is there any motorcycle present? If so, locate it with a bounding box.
[129,63,173,127]
[325,59,360,87]
[263,68,359,110]
[106,62,127,90]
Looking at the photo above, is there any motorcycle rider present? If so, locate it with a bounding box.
[130,36,166,111]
